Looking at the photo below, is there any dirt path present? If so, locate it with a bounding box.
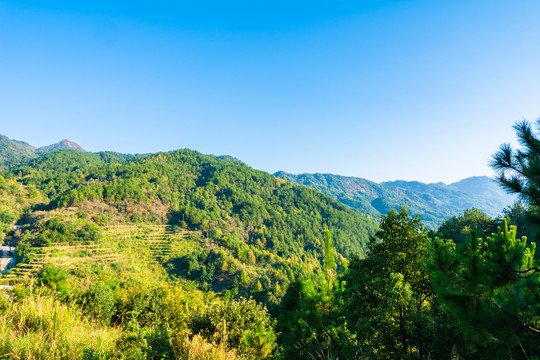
[0,245,15,274]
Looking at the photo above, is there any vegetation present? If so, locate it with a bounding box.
[0,121,538,358]
[431,218,539,358]
[342,208,449,359]
[435,207,499,245]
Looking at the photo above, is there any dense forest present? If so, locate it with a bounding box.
[0,121,539,359]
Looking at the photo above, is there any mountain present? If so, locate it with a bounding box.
[0,149,379,357]
[276,172,516,229]
[447,176,516,203]
[0,135,85,170]
[1,150,377,295]
[384,176,516,215]
[35,139,86,156]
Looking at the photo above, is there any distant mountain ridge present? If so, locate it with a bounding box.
[0,135,85,170]
[35,139,86,156]
[275,172,516,229]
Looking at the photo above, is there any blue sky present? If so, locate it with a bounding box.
[1,0,540,183]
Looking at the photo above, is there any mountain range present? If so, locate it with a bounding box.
[0,133,516,229]
[275,172,516,228]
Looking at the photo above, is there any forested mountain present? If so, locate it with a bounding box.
[1,149,377,304]
[0,134,85,170]
[276,171,515,228]
[18,150,375,257]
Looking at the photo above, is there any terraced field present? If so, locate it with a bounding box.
[103,224,196,268]
[0,243,124,285]
[0,225,196,285]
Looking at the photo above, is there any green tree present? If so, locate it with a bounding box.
[491,119,540,226]
[240,270,250,287]
[275,229,358,360]
[323,229,336,274]
[436,208,498,245]
[37,264,68,297]
[501,200,534,240]
[342,208,457,360]
[81,282,116,325]
[276,278,357,360]
[322,228,336,324]
[431,218,540,358]
[241,320,277,359]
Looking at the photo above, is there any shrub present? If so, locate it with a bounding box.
[115,285,170,329]
[190,298,276,357]
[80,282,116,325]
[37,264,68,297]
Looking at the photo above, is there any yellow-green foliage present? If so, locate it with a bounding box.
[0,292,120,360]
[172,333,246,360]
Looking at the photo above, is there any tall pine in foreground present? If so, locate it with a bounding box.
[491,119,540,234]
[431,219,540,358]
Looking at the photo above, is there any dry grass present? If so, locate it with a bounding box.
[172,333,246,360]
[0,293,121,360]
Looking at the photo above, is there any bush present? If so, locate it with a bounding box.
[190,298,276,357]
[81,282,116,325]
[115,285,170,329]
[37,264,68,297]
[77,224,102,243]
[93,213,109,226]
[117,325,174,360]
[0,210,15,224]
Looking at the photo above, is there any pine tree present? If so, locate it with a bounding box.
[323,229,336,274]
[240,270,250,287]
[431,218,540,358]
[491,119,540,225]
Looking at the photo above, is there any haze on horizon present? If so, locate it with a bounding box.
[1,0,540,184]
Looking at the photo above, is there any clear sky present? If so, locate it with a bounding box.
[1,0,539,184]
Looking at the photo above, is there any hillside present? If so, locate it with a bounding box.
[1,149,378,302]
[0,135,37,170]
[0,134,85,170]
[276,172,515,228]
